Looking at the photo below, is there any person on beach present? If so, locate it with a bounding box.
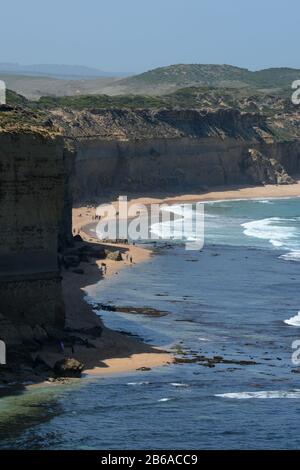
[130,255,133,264]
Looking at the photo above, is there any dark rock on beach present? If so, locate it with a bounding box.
[105,250,123,261]
[54,358,84,377]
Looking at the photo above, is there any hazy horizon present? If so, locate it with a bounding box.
[0,0,299,74]
[1,61,300,77]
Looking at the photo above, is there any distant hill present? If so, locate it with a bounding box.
[108,64,300,95]
[0,74,121,100]
[6,89,28,105]
[2,63,300,99]
[0,63,130,79]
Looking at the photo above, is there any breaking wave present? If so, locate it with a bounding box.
[280,251,300,262]
[284,311,300,327]
[242,217,300,250]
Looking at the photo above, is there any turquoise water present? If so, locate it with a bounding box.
[1,197,300,449]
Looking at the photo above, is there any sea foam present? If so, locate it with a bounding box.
[241,217,297,249]
[284,311,300,327]
[216,390,300,399]
[171,383,189,387]
[280,251,300,262]
[126,382,150,386]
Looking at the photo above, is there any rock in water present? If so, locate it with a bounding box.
[54,358,84,377]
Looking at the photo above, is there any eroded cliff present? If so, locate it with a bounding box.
[0,109,75,360]
[49,108,300,201]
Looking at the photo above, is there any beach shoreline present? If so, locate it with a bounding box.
[26,181,300,387]
[56,209,173,379]
[105,180,300,208]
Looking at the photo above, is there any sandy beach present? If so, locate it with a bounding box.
[50,207,172,379]
[29,209,171,383]
[55,181,300,380]
[110,180,300,208]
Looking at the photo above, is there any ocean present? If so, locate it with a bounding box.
[1,197,300,449]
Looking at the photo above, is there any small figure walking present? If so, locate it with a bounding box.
[130,255,133,264]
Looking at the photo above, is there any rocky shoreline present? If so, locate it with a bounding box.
[0,219,172,388]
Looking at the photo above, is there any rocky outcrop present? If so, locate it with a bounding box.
[243,149,295,185]
[54,357,84,377]
[105,250,123,261]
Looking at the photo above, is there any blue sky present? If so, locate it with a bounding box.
[1,0,299,73]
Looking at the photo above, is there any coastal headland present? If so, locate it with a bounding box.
[1,100,300,387]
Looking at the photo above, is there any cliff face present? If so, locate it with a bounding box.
[0,105,299,354]
[51,108,300,201]
[74,137,254,198]
[0,129,72,347]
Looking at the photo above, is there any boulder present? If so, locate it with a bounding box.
[105,250,123,261]
[54,358,84,377]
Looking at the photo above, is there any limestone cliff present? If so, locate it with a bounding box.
[0,117,74,350]
[49,108,300,201]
